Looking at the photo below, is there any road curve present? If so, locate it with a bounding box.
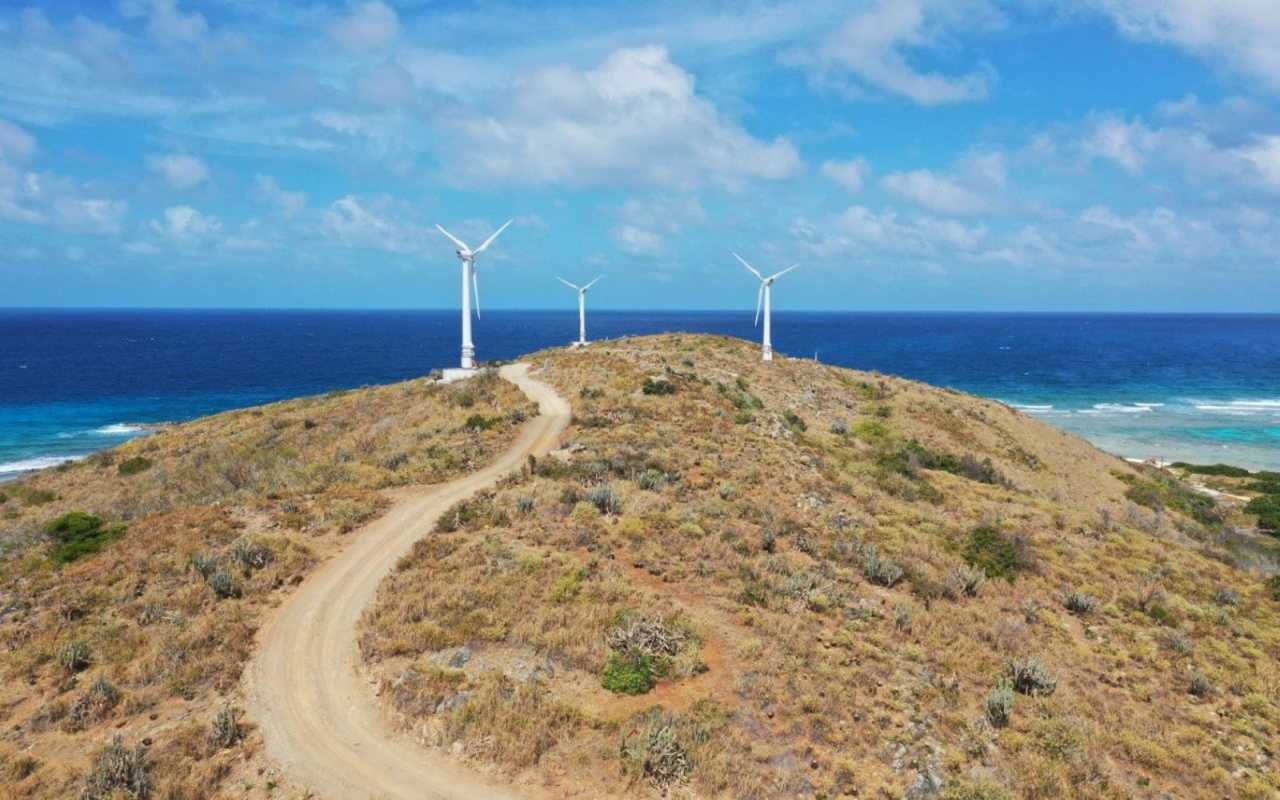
[245,363,570,800]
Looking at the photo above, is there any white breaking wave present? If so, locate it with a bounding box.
[0,455,85,475]
[93,423,144,435]
[1191,398,1280,416]
[1078,403,1155,415]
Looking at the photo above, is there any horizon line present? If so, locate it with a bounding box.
[2,307,1278,316]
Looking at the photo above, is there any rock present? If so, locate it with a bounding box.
[905,755,944,800]
[435,691,473,715]
[447,646,472,668]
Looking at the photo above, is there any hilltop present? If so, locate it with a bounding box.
[362,335,1278,799]
[1,333,1278,800]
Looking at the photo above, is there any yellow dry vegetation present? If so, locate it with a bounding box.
[0,369,527,799]
[361,334,1279,800]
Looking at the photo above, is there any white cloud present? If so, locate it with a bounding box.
[121,0,209,46]
[611,195,706,256]
[796,0,999,105]
[820,157,870,192]
[1077,106,1280,195]
[881,151,1006,215]
[253,175,307,217]
[147,153,209,190]
[1085,1,1280,93]
[329,1,399,51]
[149,205,222,241]
[321,194,422,253]
[0,118,36,161]
[446,46,801,189]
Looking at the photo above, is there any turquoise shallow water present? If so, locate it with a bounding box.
[2,310,1278,476]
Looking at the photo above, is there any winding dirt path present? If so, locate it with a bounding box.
[245,363,569,800]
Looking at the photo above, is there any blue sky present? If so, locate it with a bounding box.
[1,0,1279,311]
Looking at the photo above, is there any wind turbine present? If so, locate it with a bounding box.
[556,275,602,346]
[435,219,513,371]
[733,252,797,362]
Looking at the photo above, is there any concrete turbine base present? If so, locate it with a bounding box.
[440,367,480,383]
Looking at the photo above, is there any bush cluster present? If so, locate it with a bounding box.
[117,456,153,476]
[46,511,126,565]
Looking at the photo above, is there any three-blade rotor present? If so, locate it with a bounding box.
[436,220,514,319]
[734,252,798,326]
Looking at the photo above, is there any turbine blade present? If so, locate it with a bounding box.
[556,276,580,290]
[755,284,763,327]
[767,264,799,282]
[435,224,470,252]
[733,251,764,281]
[474,218,513,254]
[582,275,602,291]
[472,270,481,318]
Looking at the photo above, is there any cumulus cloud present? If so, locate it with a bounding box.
[1084,1,1280,93]
[147,153,209,189]
[611,195,706,257]
[881,151,1006,215]
[1077,104,1280,195]
[820,157,871,192]
[445,46,801,189]
[149,205,222,241]
[321,194,423,253]
[329,1,399,51]
[253,175,307,217]
[794,0,999,105]
[0,126,127,235]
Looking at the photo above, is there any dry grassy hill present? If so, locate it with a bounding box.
[360,334,1280,800]
[1,333,1277,800]
[0,371,530,798]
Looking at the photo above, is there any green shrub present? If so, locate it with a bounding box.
[463,414,499,431]
[619,709,693,786]
[46,511,126,565]
[232,538,274,573]
[941,781,1012,800]
[1007,657,1057,696]
[1187,669,1213,697]
[82,735,151,800]
[783,411,807,432]
[23,488,57,506]
[734,411,754,425]
[1121,472,1223,529]
[586,485,621,515]
[1267,575,1280,602]
[641,378,675,396]
[963,526,1028,582]
[601,652,660,695]
[1213,587,1242,607]
[861,543,904,587]
[0,490,7,505]
[117,456,153,476]
[1064,591,1098,615]
[189,553,219,580]
[637,469,667,491]
[208,705,242,751]
[59,639,93,673]
[829,420,849,435]
[986,680,1015,728]
[1244,494,1280,533]
[1170,462,1250,477]
[209,572,241,600]
[516,496,535,514]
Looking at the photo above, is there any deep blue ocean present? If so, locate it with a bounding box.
[1,309,1278,476]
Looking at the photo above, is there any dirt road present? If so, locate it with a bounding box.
[245,363,569,800]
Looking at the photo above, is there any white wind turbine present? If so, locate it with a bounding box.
[435,219,513,371]
[556,275,602,346]
[734,252,797,362]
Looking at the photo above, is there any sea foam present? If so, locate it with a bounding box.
[0,455,84,476]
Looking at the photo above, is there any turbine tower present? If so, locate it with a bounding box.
[734,252,797,362]
[435,219,513,371]
[556,275,602,346]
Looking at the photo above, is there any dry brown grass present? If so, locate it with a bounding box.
[0,368,527,798]
[361,334,1280,799]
